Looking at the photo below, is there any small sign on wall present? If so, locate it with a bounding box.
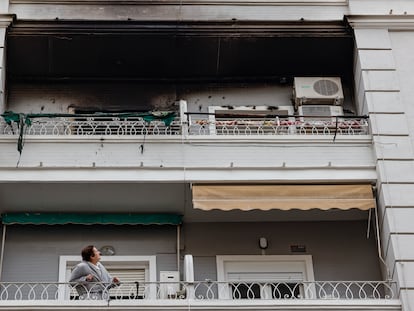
[290,245,307,253]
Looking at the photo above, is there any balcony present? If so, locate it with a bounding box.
[0,108,374,184]
[0,112,369,138]
[0,280,400,311]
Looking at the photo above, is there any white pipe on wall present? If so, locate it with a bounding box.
[177,225,181,275]
[0,225,6,281]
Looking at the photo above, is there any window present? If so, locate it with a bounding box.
[58,255,156,300]
[216,255,315,299]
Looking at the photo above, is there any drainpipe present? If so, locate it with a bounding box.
[0,224,6,281]
[177,225,181,275]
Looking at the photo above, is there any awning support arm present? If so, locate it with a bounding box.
[374,201,391,281]
[366,208,372,239]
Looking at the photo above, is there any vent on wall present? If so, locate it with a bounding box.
[293,77,344,108]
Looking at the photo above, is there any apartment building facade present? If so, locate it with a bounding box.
[0,0,413,310]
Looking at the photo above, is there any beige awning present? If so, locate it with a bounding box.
[192,184,375,211]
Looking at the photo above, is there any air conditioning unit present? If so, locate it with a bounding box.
[293,77,344,108]
[298,105,344,122]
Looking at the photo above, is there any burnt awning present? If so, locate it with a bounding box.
[7,20,353,81]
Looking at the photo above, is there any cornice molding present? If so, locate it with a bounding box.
[9,0,348,6]
[347,15,414,30]
[0,14,15,28]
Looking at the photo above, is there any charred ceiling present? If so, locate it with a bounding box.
[7,20,354,82]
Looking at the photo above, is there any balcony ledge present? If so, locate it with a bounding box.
[0,134,373,145]
[0,299,402,311]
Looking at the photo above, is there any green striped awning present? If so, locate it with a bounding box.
[1,213,182,225]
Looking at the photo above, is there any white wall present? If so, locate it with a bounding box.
[1,220,381,283]
[1,224,177,282]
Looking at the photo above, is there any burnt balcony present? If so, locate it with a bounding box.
[0,111,369,138]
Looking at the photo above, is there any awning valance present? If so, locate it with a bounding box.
[192,184,375,211]
[1,213,182,225]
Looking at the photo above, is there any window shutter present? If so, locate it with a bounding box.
[107,268,146,298]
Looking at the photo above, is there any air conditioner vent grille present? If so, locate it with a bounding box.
[313,79,339,96]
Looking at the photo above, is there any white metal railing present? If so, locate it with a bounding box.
[0,116,182,136]
[0,115,369,137]
[0,281,396,301]
[188,116,369,136]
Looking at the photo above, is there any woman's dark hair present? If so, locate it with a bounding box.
[81,245,95,261]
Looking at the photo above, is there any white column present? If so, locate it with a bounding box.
[350,16,414,311]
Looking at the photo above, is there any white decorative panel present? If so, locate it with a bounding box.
[370,113,409,135]
[373,136,414,160]
[361,71,399,91]
[378,184,414,208]
[383,208,414,234]
[354,28,391,50]
[389,235,414,261]
[365,92,403,113]
[399,289,414,309]
[358,50,395,70]
[383,235,414,282]
[377,161,414,183]
[395,262,414,288]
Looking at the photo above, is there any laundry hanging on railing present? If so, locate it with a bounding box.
[1,111,32,154]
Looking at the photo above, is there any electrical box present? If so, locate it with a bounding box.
[160,271,180,299]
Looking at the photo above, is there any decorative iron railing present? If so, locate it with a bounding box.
[0,281,396,301]
[0,114,369,137]
[187,115,369,136]
[0,116,182,136]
